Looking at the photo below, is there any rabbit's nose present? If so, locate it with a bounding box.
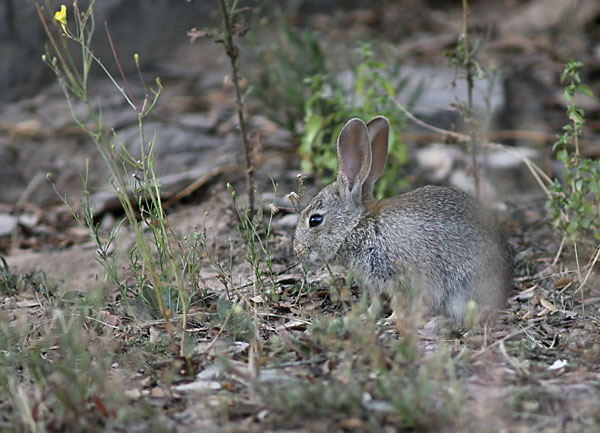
[292,239,303,258]
[293,239,311,262]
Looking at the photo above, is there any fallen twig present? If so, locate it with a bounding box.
[163,164,240,209]
[471,323,536,359]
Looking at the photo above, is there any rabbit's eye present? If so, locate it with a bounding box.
[309,214,323,228]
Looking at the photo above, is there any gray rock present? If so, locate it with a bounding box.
[0,214,17,237]
[0,0,215,102]
[17,213,38,230]
[484,146,544,196]
[2,0,373,103]
[448,170,495,200]
[113,123,235,175]
[178,114,218,132]
[500,0,600,35]
[405,66,505,129]
[416,144,463,181]
[0,144,25,203]
[274,213,298,230]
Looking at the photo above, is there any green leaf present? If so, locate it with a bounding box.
[569,219,579,232]
[576,84,593,97]
[557,149,568,163]
[553,135,567,150]
[470,39,481,57]
[568,110,584,125]
[473,60,486,79]
[382,79,395,98]
[303,116,324,148]
[217,294,232,321]
[563,88,574,103]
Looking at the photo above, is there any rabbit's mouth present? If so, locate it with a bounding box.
[293,240,322,264]
[306,250,321,263]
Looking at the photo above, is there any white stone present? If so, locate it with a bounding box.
[0,214,17,237]
[416,144,463,181]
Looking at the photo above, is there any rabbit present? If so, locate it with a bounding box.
[293,116,513,323]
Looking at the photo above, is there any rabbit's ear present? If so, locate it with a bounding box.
[365,116,389,196]
[336,118,371,204]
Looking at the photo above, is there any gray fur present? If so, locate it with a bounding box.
[293,117,513,322]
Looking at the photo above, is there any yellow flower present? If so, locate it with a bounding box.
[54,5,67,33]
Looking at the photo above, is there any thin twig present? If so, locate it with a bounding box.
[104,22,137,109]
[551,237,566,267]
[391,130,598,153]
[577,245,600,308]
[163,164,240,209]
[471,323,536,358]
[217,0,256,216]
[201,298,239,356]
[573,241,582,286]
[461,0,480,197]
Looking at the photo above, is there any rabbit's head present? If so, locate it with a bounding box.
[293,116,390,264]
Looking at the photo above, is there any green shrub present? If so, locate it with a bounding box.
[300,43,422,198]
[248,22,327,136]
[248,20,422,198]
[547,60,600,242]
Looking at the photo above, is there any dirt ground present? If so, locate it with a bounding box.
[2,1,600,432]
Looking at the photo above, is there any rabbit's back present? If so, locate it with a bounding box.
[343,185,513,320]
